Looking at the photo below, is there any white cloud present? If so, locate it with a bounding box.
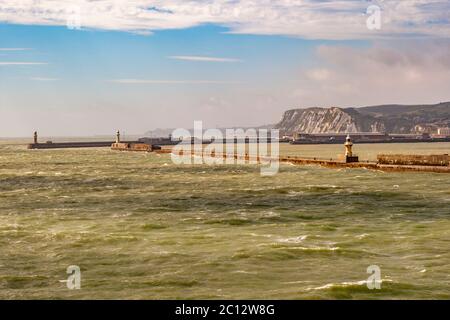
[0,1,449,40]
[0,62,47,65]
[168,55,241,62]
[109,79,240,84]
[0,48,32,51]
[29,77,59,81]
[292,41,450,106]
[307,68,332,81]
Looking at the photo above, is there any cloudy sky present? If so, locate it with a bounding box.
[1,0,450,137]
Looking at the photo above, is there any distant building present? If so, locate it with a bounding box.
[389,133,431,140]
[293,132,388,143]
[414,124,437,134]
[291,132,433,144]
[295,132,388,140]
[437,128,450,136]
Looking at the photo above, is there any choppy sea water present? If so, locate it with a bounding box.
[0,141,449,299]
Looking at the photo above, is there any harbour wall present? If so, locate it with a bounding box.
[28,141,139,149]
[377,154,450,166]
[111,143,161,152]
[171,150,450,174]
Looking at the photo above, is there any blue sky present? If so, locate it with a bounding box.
[1,24,334,136]
[1,1,450,137]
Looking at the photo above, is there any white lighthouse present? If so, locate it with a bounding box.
[344,135,359,163]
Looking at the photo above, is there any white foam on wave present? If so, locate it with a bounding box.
[231,270,258,275]
[305,279,393,291]
[277,235,308,243]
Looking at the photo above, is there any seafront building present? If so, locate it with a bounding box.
[291,132,433,144]
[437,127,450,136]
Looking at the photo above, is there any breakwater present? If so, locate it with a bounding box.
[171,150,450,174]
[111,142,160,152]
[377,154,449,166]
[28,141,139,149]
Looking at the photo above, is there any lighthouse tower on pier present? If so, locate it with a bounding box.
[344,135,359,163]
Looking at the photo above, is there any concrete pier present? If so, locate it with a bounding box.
[111,143,161,152]
[27,130,139,149]
[28,141,140,149]
[170,149,450,174]
[377,154,449,166]
[280,156,450,173]
[168,136,450,173]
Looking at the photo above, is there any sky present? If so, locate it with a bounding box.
[1,0,450,137]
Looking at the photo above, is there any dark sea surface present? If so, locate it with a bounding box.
[0,141,449,299]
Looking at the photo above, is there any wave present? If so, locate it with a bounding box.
[276,235,308,243]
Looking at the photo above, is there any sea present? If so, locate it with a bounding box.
[0,140,449,299]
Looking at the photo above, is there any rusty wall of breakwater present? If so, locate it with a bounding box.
[111,143,161,152]
[377,154,450,166]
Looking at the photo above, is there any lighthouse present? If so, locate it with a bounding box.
[344,135,359,163]
[116,130,121,143]
[345,135,353,157]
